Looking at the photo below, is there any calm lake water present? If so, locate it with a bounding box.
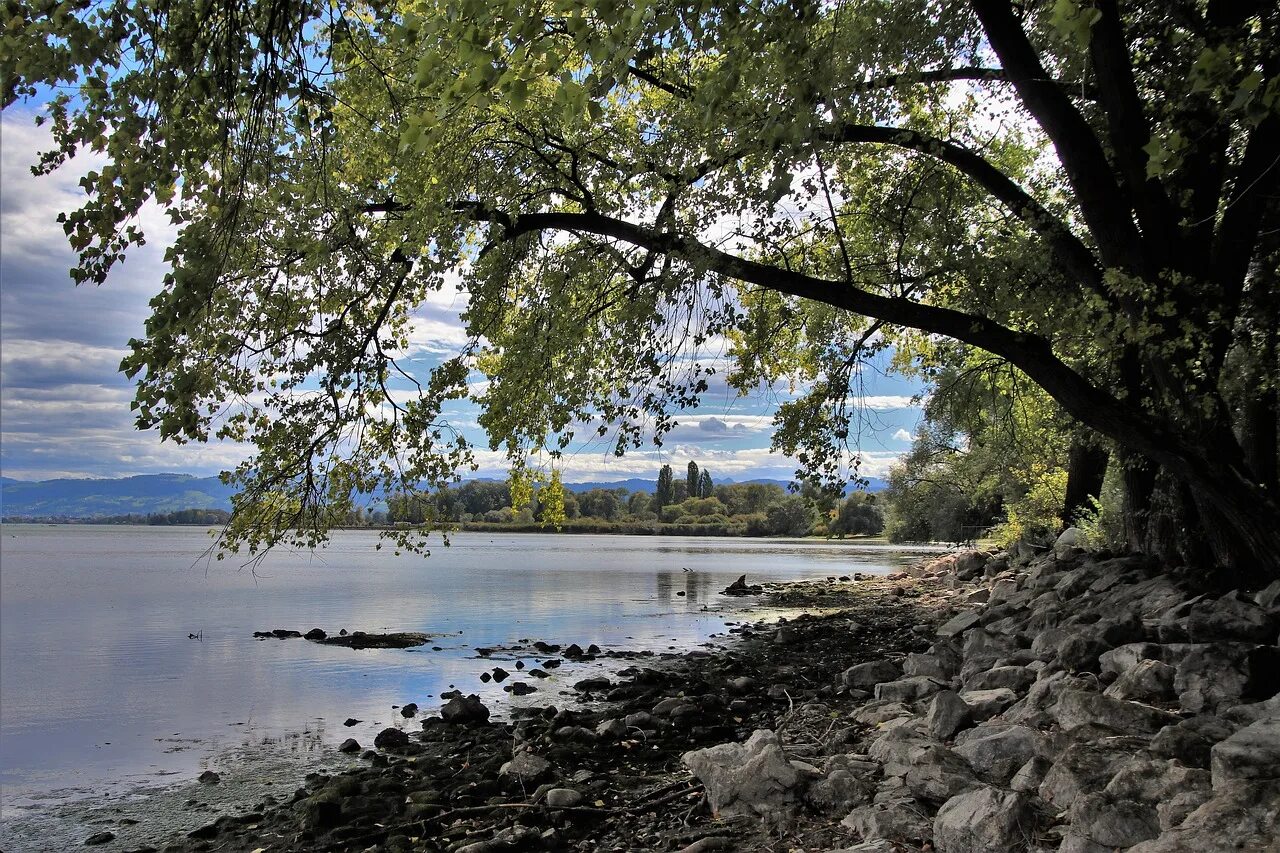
[0,525,936,848]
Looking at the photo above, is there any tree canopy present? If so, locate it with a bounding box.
[6,0,1278,577]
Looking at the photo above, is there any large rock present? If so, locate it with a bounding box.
[1038,737,1149,809]
[1065,793,1160,848]
[902,653,949,680]
[926,691,973,740]
[1126,780,1280,853]
[841,799,931,844]
[842,659,901,689]
[1174,644,1253,713]
[1054,527,1084,557]
[1057,634,1111,673]
[937,610,981,638]
[499,750,551,782]
[1104,756,1211,806]
[682,730,801,820]
[1186,593,1275,643]
[963,665,1035,693]
[1104,659,1176,702]
[440,694,490,725]
[873,676,946,703]
[1099,643,1162,677]
[806,769,874,814]
[1210,717,1280,789]
[1050,689,1179,734]
[933,786,1034,853]
[902,744,980,804]
[958,688,1019,721]
[954,725,1044,784]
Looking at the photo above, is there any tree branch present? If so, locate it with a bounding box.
[970,0,1146,273]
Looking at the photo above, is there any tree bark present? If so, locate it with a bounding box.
[1063,439,1109,528]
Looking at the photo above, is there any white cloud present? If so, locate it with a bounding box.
[892,428,914,442]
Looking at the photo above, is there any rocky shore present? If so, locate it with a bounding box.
[103,537,1278,852]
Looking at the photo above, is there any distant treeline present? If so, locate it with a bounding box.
[3,508,232,526]
[387,461,885,539]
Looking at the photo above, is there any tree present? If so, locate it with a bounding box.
[536,469,567,530]
[698,469,713,499]
[654,465,675,509]
[9,0,1279,577]
[686,462,701,500]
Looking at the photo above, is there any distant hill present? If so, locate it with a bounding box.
[0,474,237,518]
[0,472,887,518]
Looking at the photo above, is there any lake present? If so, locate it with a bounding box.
[0,525,937,849]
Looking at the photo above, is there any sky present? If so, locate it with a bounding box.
[0,108,925,484]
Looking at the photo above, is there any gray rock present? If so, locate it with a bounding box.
[1050,689,1179,734]
[595,718,627,739]
[954,725,1044,783]
[84,832,115,846]
[1039,738,1149,809]
[806,769,874,814]
[841,798,931,843]
[926,691,973,740]
[652,697,685,715]
[1010,755,1052,793]
[1186,593,1275,642]
[623,712,653,729]
[963,665,1036,693]
[933,785,1034,853]
[1126,780,1280,853]
[440,694,490,725]
[545,788,583,808]
[1058,634,1111,673]
[373,727,410,749]
[1104,756,1210,805]
[682,730,800,820]
[873,675,947,703]
[852,701,914,726]
[499,750,551,782]
[902,744,981,804]
[1156,789,1213,830]
[1174,644,1253,714]
[954,550,990,580]
[1099,643,1162,677]
[868,727,937,777]
[1255,579,1280,611]
[1104,658,1176,702]
[958,687,1019,721]
[902,653,949,679]
[937,610,982,638]
[1066,793,1159,848]
[1054,527,1084,556]
[1210,717,1280,789]
[842,659,902,689]
[338,738,361,753]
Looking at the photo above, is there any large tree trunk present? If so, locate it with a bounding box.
[1063,438,1109,528]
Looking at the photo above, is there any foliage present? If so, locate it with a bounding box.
[764,495,818,538]
[654,465,675,509]
[7,0,1280,573]
[829,493,885,538]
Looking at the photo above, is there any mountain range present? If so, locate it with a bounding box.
[0,472,886,518]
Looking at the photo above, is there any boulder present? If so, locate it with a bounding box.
[1210,717,1280,789]
[1010,755,1052,793]
[1186,593,1275,643]
[954,725,1044,784]
[958,688,1019,721]
[1065,793,1160,848]
[1104,756,1211,805]
[902,653,949,680]
[962,665,1035,693]
[373,727,410,749]
[1050,689,1179,734]
[937,610,981,638]
[1100,642,1162,677]
[1057,634,1111,673]
[499,750,551,782]
[1126,780,1280,853]
[873,676,946,703]
[682,730,801,820]
[926,691,973,741]
[933,786,1034,853]
[806,769,874,814]
[1174,644,1252,713]
[440,694,490,725]
[1039,737,1149,809]
[1104,659,1176,702]
[841,799,931,844]
[842,659,901,689]
[902,744,981,804]
[954,550,990,580]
